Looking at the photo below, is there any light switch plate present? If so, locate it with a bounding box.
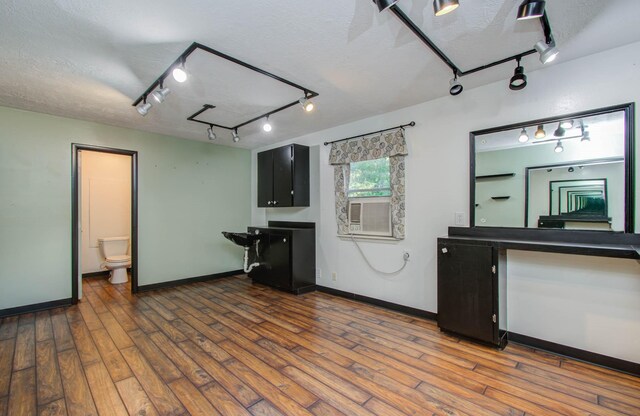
[454,212,466,226]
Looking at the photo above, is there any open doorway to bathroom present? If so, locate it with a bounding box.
[71,144,138,303]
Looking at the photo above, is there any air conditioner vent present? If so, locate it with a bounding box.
[348,197,392,237]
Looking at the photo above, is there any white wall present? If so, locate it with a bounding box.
[80,151,132,273]
[252,41,640,363]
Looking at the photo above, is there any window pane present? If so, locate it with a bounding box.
[349,157,390,198]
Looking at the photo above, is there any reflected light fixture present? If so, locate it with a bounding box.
[207,125,216,141]
[263,117,272,132]
[136,97,152,116]
[433,0,459,16]
[535,124,546,139]
[518,128,529,143]
[374,0,398,12]
[509,58,527,91]
[232,130,240,143]
[299,97,314,112]
[517,0,546,20]
[449,74,463,96]
[172,59,188,83]
[151,85,171,104]
[554,123,565,137]
[554,140,564,153]
[581,124,590,142]
[535,40,559,64]
[560,119,574,129]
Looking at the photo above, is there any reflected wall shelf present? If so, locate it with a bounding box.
[491,196,511,201]
[476,173,516,180]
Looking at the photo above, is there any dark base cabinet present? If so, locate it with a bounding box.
[248,221,315,294]
[437,238,507,347]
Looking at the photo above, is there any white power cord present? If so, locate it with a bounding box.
[349,234,409,275]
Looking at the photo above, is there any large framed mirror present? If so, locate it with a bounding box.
[470,103,635,233]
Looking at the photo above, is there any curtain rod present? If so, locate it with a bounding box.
[323,121,415,146]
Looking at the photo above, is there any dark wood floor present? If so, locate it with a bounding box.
[1,275,639,416]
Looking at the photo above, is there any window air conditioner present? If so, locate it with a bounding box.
[348,197,392,237]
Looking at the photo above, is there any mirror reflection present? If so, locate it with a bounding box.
[473,109,628,231]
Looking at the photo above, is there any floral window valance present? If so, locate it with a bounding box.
[329,128,408,165]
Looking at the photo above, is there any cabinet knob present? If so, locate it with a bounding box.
[267,201,272,206]
[441,248,448,254]
[273,200,278,205]
[283,238,287,243]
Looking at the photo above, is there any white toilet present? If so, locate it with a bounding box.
[98,236,131,284]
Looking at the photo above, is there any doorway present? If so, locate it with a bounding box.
[72,144,138,303]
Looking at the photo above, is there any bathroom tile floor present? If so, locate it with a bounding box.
[0,275,639,415]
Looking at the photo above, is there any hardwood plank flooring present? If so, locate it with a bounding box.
[0,275,638,415]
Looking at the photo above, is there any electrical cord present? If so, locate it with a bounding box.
[349,234,409,275]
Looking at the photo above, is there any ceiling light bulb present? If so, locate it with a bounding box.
[374,0,398,12]
[554,140,564,153]
[535,40,559,64]
[433,0,459,16]
[517,0,546,20]
[560,119,574,129]
[207,127,216,141]
[136,101,152,116]
[535,124,546,139]
[232,130,240,143]
[299,97,314,112]
[449,76,463,96]
[263,118,272,132]
[151,87,171,104]
[172,65,187,83]
[518,128,529,143]
[509,61,527,91]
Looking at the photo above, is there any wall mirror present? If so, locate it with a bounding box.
[470,103,634,233]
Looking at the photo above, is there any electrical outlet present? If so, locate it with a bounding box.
[331,272,337,282]
[454,212,466,226]
[315,268,322,279]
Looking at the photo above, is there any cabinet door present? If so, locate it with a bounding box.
[257,150,273,207]
[272,145,293,207]
[437,242,497,344]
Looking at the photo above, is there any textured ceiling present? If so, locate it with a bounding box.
[1,0,639,148]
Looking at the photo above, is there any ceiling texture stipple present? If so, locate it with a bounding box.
[1,0,639,149]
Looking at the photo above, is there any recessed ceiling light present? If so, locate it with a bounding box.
[518,128,529,143]
[433,0,459,16]
[517,0,546,20]
[535,124,546,139]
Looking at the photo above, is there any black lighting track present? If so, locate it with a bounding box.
[387,4,555,77]
[132,42,319,131]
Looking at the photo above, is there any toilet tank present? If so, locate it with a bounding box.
[98,236,130,258]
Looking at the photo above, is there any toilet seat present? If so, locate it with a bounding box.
[106,255,130,262]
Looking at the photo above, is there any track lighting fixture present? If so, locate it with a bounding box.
[509,58,527,91]
[433,0,459,16]
[554,123,565,137]
[518,128,529,143]
[535,40,559,64]
[554,140,564,153]
[299,96,314,112]
[232,130,240,143]
[449,74,463,96]
[581,124,590,142]
[172,59,188,83]
[207,125,216,141]
[136,97,152,116]
[263,117,272,132]
[151,85,171,104]
[374,0,398,12]
[535,124,546,139]
[560,119,574,129]
[517,0,546,20]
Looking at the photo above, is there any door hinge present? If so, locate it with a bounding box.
[492,314,497,323]
[491,265,496,274]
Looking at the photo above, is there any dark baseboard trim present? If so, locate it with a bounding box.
[0,298,73,318]
[509,332,640,377]
[137,270,244,293]
[315,285,437,321]
[82,271,110,278]
[293,285,317,295]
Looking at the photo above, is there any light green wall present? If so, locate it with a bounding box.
[0,106,251,309]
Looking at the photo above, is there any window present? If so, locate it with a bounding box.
[348,157,391,198]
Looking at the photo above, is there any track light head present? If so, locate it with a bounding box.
[151,87,171,104]
[554,140,564,153]
[449,75,463,96]
[433,0,459,16]
[299,97,314,112]
[518,128,529,143]
[535,40,559,64]
[560,119,574,129]
[554,123,566,137]
[207,126,216,141]
[509,60,527,91]
[263,117,272,132]
[232,130,240,143]
[535,124,546,139]
[517,0,546,20]
[137,97,152,116]
[581,124,590,142]
[172,61,188,83]
[373,0,398,12]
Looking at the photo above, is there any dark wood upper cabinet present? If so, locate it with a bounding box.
[257,144,309,208]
